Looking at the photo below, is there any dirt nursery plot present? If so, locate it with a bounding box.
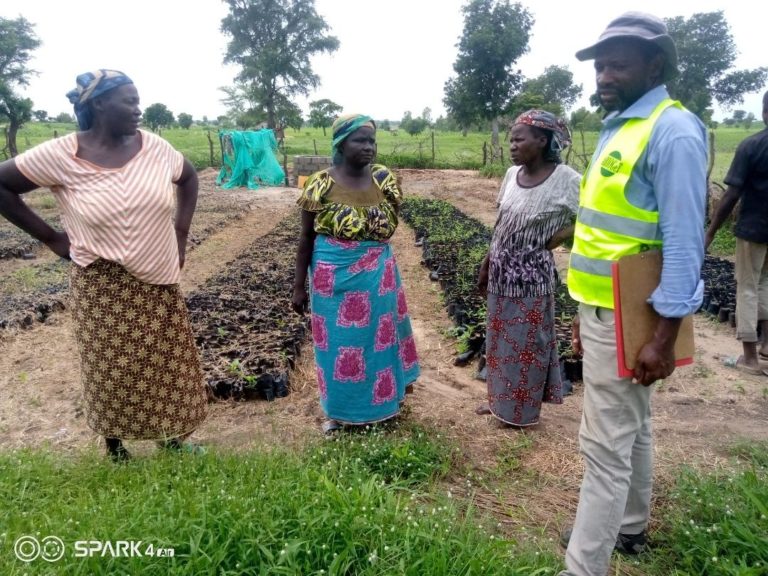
[0,190,61,260]
[187,211,307,401]
[0,169,259,333]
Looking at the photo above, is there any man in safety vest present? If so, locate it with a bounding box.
[559,12,707,576]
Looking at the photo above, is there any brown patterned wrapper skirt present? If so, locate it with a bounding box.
[69,259,208,440]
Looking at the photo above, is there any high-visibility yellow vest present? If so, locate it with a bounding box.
[568,99,683,308]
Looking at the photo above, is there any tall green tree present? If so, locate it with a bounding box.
[143,103,174,132]
[443,78,478,136]
[0,16,40,157]
[665,11,767,121]
[32,109,47,122]
[221,0,339,130]
[309,99,342,136]
[278,100,304,132]
[570,107,603,132]
[400,110,429,136]
[177,113,193,129]
[221,82,302,132]
[517,65,582,114]
[443,0,533,151]
[505,91,551,121]
[0,88,32,157]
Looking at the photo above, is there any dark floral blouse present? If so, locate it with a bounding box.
[296,164,401,241]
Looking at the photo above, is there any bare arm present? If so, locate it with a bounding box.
[173,159,198,269]
[546,223,575,250]
[704,186,740,251]
[477,251,490,296]
[0,159,70,258]
[292,210,317,314]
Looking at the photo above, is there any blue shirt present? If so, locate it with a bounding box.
[593,85,707,318]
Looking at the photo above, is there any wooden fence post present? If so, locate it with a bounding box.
[482,141,487,166]
[313,139,318,155]
[431,131,435,165]
[206,130,215,167]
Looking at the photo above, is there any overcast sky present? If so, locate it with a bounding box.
[1,0,764,123]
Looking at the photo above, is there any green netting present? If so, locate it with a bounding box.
[216,129,285,189]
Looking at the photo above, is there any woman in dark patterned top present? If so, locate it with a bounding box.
[292,114,420,434]
[476,110,580,426]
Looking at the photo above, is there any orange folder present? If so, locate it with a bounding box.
[612,251,694,378]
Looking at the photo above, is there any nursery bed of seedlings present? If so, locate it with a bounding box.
[0,176,251,332]
[0,190,61,261]
[0,260,68,329]
[400,197,583,377]
[186,210,307,401]
[701,255,737,323]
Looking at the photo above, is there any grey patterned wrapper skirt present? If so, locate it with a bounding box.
[69,259,208,440]
[485,292,563,426]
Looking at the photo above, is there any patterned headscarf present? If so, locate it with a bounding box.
[331,113,376,165]
[66,69,134,130]
[513,109,572,162]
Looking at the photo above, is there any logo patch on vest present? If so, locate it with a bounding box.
[600,151,623,177]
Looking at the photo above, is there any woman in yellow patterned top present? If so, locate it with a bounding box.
[292,114,420,433]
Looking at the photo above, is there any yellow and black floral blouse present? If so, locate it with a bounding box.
[296,164,401,241]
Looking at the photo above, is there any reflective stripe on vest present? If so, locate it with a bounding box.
[568,98,682,308]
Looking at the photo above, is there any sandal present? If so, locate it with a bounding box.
[321,419,342,435]
[475,404,492,416]
[105,438,131,463]
[160,438,207,455]
[734,356,768,376]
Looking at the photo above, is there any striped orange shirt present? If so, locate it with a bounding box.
[16,130,185,285]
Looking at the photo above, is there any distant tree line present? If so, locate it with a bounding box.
[2,2,766,157]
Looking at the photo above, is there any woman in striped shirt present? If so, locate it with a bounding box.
[0,70,207,460]
[476,110,580,427]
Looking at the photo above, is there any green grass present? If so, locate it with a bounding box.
[1,421,766,575]
[639,440,768,575]
[708,221,738,256]
[0,423,561,575]
[0,261,68,293]
[11,122,762,179]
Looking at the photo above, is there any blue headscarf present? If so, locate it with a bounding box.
[66,69,134,130]
[331,113,376,165]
